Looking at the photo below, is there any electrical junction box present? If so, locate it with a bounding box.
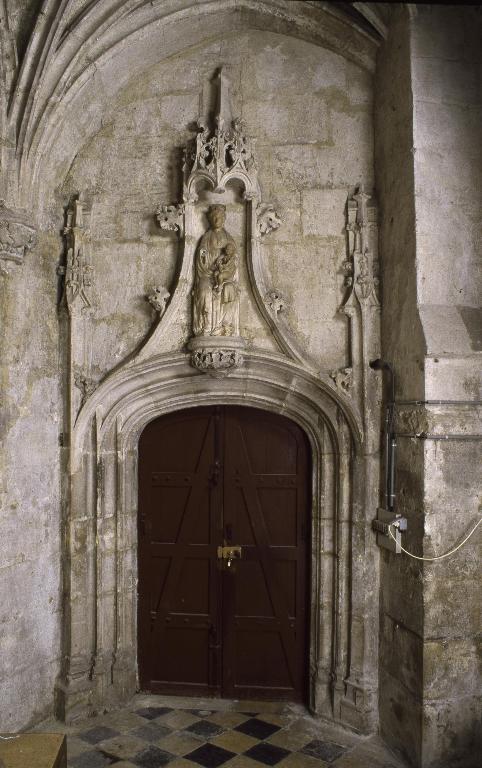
[373,508,408,554]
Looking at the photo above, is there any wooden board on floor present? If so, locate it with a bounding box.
[0,733,66,768]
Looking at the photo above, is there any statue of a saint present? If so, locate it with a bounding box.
[192,205,240,337]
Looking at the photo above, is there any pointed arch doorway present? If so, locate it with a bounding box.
[138,405,311,702]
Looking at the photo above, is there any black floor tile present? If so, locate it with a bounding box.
[184,720,225,739]
[244,743,290,766]
[135,707,174,720]
[187,709,215,717]
[79,727,121,745]
[241,712,259,717]
[132,745,175,767]
[301,740,348,762]
[234,718,280,741]
[185,743,236,768]
[70,750,118,767]
[131,723,173,742]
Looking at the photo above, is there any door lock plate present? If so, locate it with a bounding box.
[217,545,242,560]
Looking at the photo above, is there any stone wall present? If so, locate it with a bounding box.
[375,8,425,765]
[412,7,482,767]
[376,6,482,767]
[60,31,374,380]
[0,231,62,730]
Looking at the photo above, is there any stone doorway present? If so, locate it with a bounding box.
[137,405,311,702]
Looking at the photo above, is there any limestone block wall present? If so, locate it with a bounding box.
[59,31,374,380]
[376,7,481,767]
[411,8,482,766]
[375,8,425,765]
[0,231,62,731]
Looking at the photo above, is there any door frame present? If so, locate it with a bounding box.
[59,351,380,735]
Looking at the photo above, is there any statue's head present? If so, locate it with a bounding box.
[208,204,226,229]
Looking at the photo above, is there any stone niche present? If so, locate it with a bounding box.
[56,43,381,738]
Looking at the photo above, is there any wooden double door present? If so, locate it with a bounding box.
[138,405,310,701]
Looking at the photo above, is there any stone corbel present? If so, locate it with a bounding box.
[0,199,37,273]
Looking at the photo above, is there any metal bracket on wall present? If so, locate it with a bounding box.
[373,508,407,554]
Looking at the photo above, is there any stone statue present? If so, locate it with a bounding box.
[192,205,240,336]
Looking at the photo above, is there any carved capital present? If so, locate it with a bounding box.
[0,200,37,272]
[156,204,185,234]
[257,203,282,236]
[394,407,429,436]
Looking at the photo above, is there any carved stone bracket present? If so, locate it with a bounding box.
[257,204,282,236]
[147,286,170,316]
[0,199,37,272]
[330,367,353,395]
[156,204,185,234]
[188,335,245,377]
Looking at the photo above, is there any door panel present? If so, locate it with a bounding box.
[138,408,222,695]
[138,406,309,701]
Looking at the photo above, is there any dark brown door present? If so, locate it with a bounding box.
[138,406,310,701]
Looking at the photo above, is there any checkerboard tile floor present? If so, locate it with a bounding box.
[36,696,406,768]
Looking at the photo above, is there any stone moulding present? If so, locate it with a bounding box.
[58,348,379,737]
[0,199,37,272]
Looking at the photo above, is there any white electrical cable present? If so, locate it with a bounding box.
[388,517,482,561]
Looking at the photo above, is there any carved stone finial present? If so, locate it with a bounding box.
[0,199,37,272]
[257,204,282,236]
[342,185,379,308]
[63,196,93,312]
[156,204,185,234]
[264,290,285,317]
[147,286,170,316]
[182,71,259,199]
[330,367,353,395]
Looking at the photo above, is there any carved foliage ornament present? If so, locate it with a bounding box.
[0,199,37,271]
[257,203,282,237]
[156,204,184,234]
[147,286,170,316]
[191,348,244,377]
